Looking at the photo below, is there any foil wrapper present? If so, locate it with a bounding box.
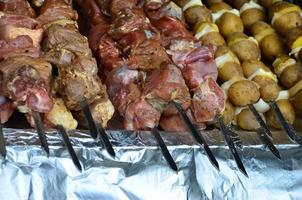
[0,128,302,200]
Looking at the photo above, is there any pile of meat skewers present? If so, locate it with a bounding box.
[0,0,114,130]
[77,0,225,131]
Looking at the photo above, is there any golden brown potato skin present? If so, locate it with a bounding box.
[269,2,302,35]
[210,2,232,12]
[228,80,260,107]
[237,108,260,130]
[222,100,235,125]
[241,9,266,30]
[205,0,224,7]
[219,62,243,82]
[254,77,280,101]
[228,33,261,62]
[266,99,296,129]
[260,34,286,61]
[250,21,272,36]
[184,6,212,25]
[259,0,281,8]
[217,13,244,37]
[292,90,302,115]
[241,60,269,77]
[200,32,226,46]
[280,64,302,89]
[232,0,250,9]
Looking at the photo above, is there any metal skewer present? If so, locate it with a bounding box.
[152,128,178,172]
[0,111,7,158]
[56,125,82,171]
[248,104,281,159]
[269,101,302,145]
[32,111,50,157]
[218,117,248,177]
[80,98,115,157]
[172,101,220,171]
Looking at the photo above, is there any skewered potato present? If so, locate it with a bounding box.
[183,0,212,25]
[222,100,235,125]
[240,1,266,30]
[205,0,224,7]
[273,55,302,89]
[266,99,296,129]
[228,80,260,107]
[227,32,261,62]
[193,22,226,46]
[285,26,302,57]
[215,46,243,82]
[210,2,244,37]
[268,1,302,35]
[237,108,260,130]
[250,22,286,61]
[232,0,250,9]
[242,60,280,101]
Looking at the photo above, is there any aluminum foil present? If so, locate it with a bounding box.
[0,128,302,200]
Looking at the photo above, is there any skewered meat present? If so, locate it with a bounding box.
[0,56,53,113]
[38,0,114,127]
[0,0,36,17]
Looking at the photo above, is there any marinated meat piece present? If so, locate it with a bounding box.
[0,14,38,29]
[0,35,40,59]
[88,23,109,53]
[0,96,14,123]
[109,8,151,39]
[160,111,206,132]
[43,24,92,65]
[56,56,102,110]
[143,63,191,116]
[146,1,184,23]
[98,34,125,71]
[140,0,170,11]
[37,0,78,27]
[191,78,225,123]
[0,56,53,113]
[168,44,218,88]
[0,25,43,49]
[0,0,36,17]
[120,30,170,70]
[154,16,194,47]
[77,0,108,25]
[106,66,142,115]
[109,0,138,17]
[44,97,78,130]
[124,99,161,130]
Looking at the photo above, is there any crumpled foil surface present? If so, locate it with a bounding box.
[0,128,301,200]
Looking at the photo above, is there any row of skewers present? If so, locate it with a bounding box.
[0,0,302,178]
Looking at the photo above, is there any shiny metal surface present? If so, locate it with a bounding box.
[0,128,301,200]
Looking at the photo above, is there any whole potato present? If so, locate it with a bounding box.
[228,32,261,62]
[237,108,260,131]
[241,7,266,30]
[199,32,226,46]
[241,60,269,77]
[173,0,189,7]
[260,33,286,61]
[254,77,281,101]
[219,62,243,82]
[184,5,212,25]
[266,99,296,129]
[269,2,302,35]
[216,13,244,37]
[280,64,302,89]
[228,80,260,107]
